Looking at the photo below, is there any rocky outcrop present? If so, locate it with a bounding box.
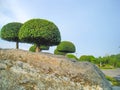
[0,49,112,90]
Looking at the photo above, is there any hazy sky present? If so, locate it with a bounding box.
[0,0,120,57]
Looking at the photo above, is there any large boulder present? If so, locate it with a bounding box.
[0,49,112,90]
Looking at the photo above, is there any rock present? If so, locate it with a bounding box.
[112,86,120,90]
[0,63,7,70]
[0,49,112,90]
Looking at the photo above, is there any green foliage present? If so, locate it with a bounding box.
[0,31,1,38]
[54,49,66,55]
[66,54,78,60]
[29,45,49,52]
[57,41,76,53]
[106,76,120,86]
[1,22,23,42]
[40,45,49,50]
[19,19,61,46]
[29,45,36,52]
[95,54,120,68]
[0,22,23,49]
[79,55,95,63]
[54,41,76,55]
[100,65,114,69]
[78,54,120,68]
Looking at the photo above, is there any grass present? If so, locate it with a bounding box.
[105,76,120,86]
[99,64,115,69]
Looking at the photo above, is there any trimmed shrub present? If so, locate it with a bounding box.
[29,45,49,52]
[29,45,36,52]
[1,22,23,49]
[54,49,66,55]
[54,41,76,55]
[19,18,61,52]
[66,54,78,60]
[57,41,76,53]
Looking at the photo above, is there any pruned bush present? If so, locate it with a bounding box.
[29,45,36,52]
[54,49,66,55]
[66,54,78,60]
[19,18,61,52]
[57,41,76,53]
[29,45,49,52]
[1,22,23,49]
[54,41,76,55]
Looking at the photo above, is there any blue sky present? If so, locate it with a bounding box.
[0,0,120,57]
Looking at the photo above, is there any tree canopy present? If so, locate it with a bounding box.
[19,18,61,52]
[1,22,23,49]
[54,49,66,55]
[79,55,95,63]
[54,41,76,55]
[66,54,78,60]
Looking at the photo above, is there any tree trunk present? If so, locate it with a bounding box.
[16,41,19,49]
[35,45,41,52]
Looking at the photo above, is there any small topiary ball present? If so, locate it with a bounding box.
[57,41,76,53]
[54,49,66,55]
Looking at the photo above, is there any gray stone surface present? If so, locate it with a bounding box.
[0,49,112,90]
[112,86,120,90]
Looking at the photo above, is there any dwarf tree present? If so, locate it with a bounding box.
[19,18,61,52]
[1,22,23,49]
[29,44,49,52]
[54,41,76,55]
[66,54,78,60]
[54,49,66,55]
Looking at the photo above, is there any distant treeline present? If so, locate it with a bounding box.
[67,53,120,68]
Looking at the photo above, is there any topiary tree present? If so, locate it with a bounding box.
[1,22,23,49]
[54,41,76,55]
[66,54,78,60]
[79,55,95,63]
[19,18,61,52]
[29,44,49,52]
[54,49,66,55]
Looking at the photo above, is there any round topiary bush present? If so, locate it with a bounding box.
[66,54,78,60]
[1,22,23,49]
[54,41,76,55]
[54,49,66,55]
[57,41,76,53]
[29,45,49,52]
[29,45,36,52]
[19,18,61,52]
